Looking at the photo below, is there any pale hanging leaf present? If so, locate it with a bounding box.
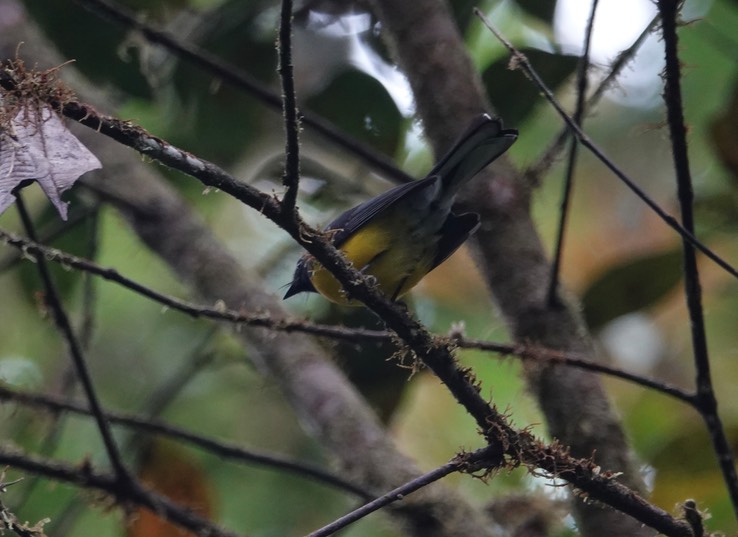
[0,105,101,219]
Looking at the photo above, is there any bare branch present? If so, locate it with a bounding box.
[657,0,738,519]
[0,384,372,499]
[12,193,132,488]
[0,448,238,537]
[0,61,695,537]
[525,14,661,185]
[51,98,694,537]
[547,0,599,305]
[306,447,499,537]
[0,227,388,340]
[367,2,650,534]
[475,9,738,283]
[459,338,695,404]
[278,0,301,214]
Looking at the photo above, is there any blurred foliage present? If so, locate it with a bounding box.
[14,195,99,305]
[582,248,684,330]
[304,69,403,155]
[2,0,738,535]
[711,82,738,181]
[516,0,557,24]
[316,304,410,422]
[21,0,152,97]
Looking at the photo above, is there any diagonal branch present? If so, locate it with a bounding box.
[525,14,661,185]
[47,97,693,536]
[475,9,738,282]
[547,0,599,305]
[0,61,694,535]
[305,446,499,537]
[0,447,238,537]
[0,16,554,536]
[12,193,132,489]
[463,338,695,404]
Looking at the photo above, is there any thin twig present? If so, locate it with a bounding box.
[547,0,599,305]
[0,488,45,537]
[13,194,132,488]
[0,227,385,341]
[0,384,372,500]
[72,0,413,184]
[0,448,238,537]
[459,338,695,404]
[305,447,498,537]
[475,9,738,283]
[657,0,738,519]
[0,204,97,272]
[278,0,301,213]
[525,14,661,185]
[0,228,696,402]
[8,208,100,516]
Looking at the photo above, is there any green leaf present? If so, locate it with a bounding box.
[582,248,684,330]
[22,0,151,98]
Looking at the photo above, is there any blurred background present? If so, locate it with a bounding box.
[1,0,738,534]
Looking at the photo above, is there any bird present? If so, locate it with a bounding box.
[283,113,518,306]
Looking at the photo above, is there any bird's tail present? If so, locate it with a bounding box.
[429,114,518,196]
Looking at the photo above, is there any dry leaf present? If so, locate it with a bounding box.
[0,105,101,219]
[127,440,214,537]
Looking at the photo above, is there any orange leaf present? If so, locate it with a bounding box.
[127,440,214,537]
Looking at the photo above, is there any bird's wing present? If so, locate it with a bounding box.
[431,211,481,270]
[325,175,440,247]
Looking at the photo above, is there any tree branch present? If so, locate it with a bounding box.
[0,448,238,537]
[525,14,661,186]
[366,1,654,534]
[0,383,372,500]
[547,0,599,305]
[0,16,697,536]
[306,446,499,537]
[657,0,738,519]
[475,10,738,282]
[0,226,696,405]
[0,227,698,404]
[13,193,132,489]
[278,0,301,214]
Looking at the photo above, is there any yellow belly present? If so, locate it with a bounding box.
[310,220,434,306]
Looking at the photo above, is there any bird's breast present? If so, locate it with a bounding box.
[310,203,447,305]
